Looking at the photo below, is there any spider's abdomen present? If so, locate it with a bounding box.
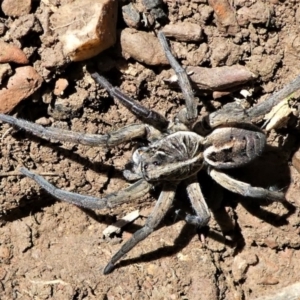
[135,131,205,182]
[203,126,266,169]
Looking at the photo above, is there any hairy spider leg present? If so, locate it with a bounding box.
[91,72,168,131]
[209,168,286,202]
[184,175,211,227]
[0,113,148,147]
[104,182,177,274]
[20,167,152,210]
[158,32,198,123]
[206,70,300,129]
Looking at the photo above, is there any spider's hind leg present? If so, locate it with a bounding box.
[91,73,168,131]
[104,182,177,274]
[20,167,152,210]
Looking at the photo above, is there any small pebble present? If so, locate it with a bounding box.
[162,22,202,42]
[122,3,140,28]
[0,66,43,113]
[237,1,271,25]
[170,65,256,91]
[54,78,69,96]
[0,246,10,259]
[35,117,52,126]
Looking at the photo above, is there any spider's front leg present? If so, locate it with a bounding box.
[206,73,300,129]
[158,32,198,124]
[91,72,168,131]
[0,113,148,147]
[104,182,177,274]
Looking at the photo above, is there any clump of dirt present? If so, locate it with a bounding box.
[0,1,300,300]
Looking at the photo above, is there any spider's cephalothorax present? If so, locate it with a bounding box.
[203,125,266,169]
[0,32,285,274]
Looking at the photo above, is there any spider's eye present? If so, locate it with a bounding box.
[153,161,160,166]
[143,163,148,170]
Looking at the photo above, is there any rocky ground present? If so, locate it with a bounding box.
[0,0,300,299]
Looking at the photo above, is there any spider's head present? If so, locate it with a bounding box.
[203,126,266,169]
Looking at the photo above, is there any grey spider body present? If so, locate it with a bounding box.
[125,126,266,183]
[127,131,205,182]
[0,32,285,274]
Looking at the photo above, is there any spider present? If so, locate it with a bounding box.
[0,32,285,274]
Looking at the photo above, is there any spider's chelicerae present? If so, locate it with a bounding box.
[0,32,286,274]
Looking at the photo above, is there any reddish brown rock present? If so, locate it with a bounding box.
[187,65,256,90]
[0,66,43,113]
[0,41,29,64]
[208,0,240,35]
[120,28,168,65]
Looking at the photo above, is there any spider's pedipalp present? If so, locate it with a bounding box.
[103,182,177,274]
[91,72,169,130]
[20,167,152,210]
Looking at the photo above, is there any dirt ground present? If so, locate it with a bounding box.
[1,0,300,299]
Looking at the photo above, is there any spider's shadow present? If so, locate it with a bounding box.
[1,132,127,223]
[229,145,295,225]
[1,190,117,225]
[13,129,126,178]
[1,132,125,224]
[115,222,198,270]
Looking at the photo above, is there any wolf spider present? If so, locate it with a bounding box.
[0,32,285,274]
